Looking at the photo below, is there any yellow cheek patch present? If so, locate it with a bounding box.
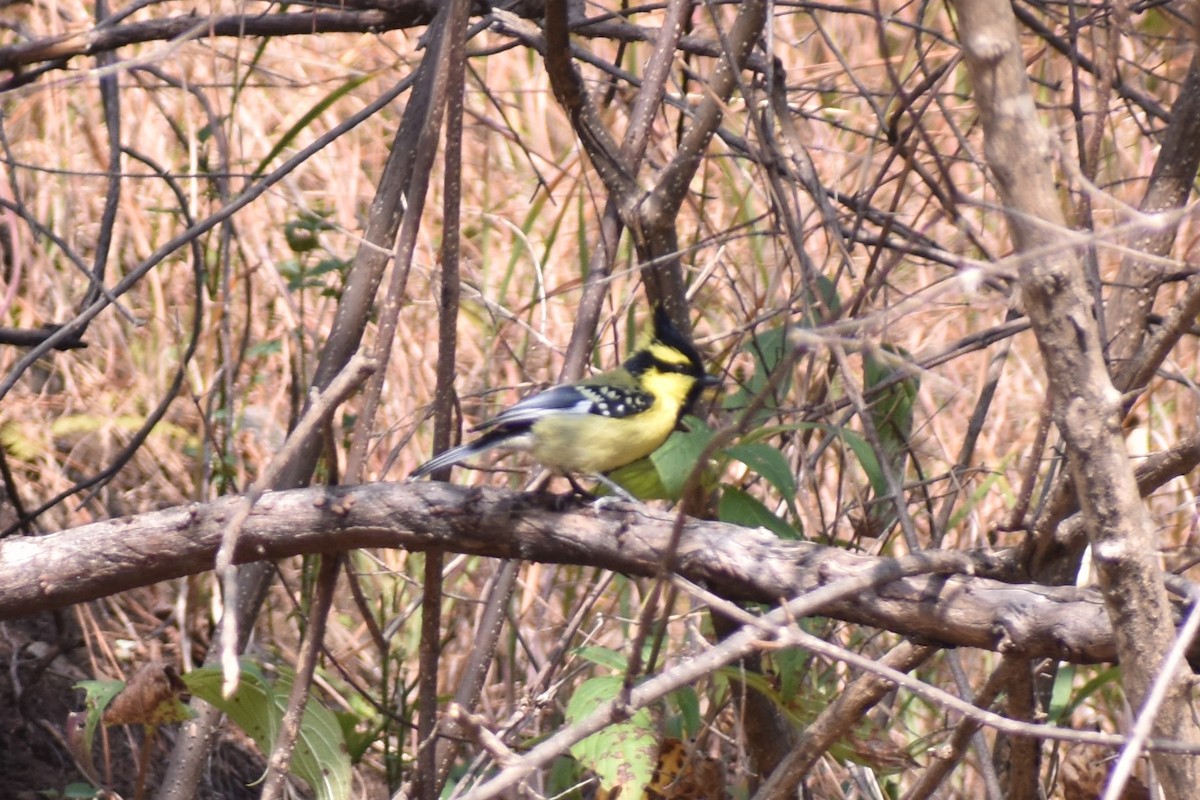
[637,370,696,407]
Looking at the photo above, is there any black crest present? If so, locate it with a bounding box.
[651,304,705,373]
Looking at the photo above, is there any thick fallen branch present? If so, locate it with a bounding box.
[0,482,1151,663]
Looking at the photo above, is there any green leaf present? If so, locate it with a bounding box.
[573,647,628,672]
[277,257,303,283]
[713,666,804,727]
[669,686,701,739]
[246,339,283,359]
[184,664,352,800]
[648,420,717,498]
[74,680,124,768]
[862,345,918,479]
[724,442,797,501]
[769,647,810,704]
[1047,665,1075,725]
[719,487,801,539]
[334,710,380,763]
[1048,665,1121,725]
[285,218,324,253]
[838,427,889,500]
[947,452,1017,530]
[253,74,371,177]
[605,456,668,500]
[736,421,889,506]
[565,677,658,799]
[808,273,843,319]
[723,325,793,426]
[308,257,350,279]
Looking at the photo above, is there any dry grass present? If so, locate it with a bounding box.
[1,1,1197,797]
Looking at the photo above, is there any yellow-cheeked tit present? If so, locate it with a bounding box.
[409,305,719,487]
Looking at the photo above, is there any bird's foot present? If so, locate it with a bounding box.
[587,473,640,511]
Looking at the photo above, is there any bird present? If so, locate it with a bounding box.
[409,305,719,496]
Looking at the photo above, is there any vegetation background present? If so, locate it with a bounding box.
[1,0,1199,798]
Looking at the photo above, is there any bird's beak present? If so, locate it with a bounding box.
[701,374,722,389]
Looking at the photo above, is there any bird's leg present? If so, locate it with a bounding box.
[589,473,638,505]
[565,474,595,498]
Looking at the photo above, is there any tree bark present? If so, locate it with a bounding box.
[3,482,1198,667]
[952,0,1200,793]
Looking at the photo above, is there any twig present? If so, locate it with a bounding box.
[259,554,341,800]
[899,656,1024,800]
[0,146,205,537]
[751,638,936,800]
[436,560,520,789]
[447,703,520,767]
[214,354,375,694]
[1102,585,1200,800]
[0,73,416,404]
[457,551,974,800]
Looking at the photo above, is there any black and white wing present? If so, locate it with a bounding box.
[475,382,654,430]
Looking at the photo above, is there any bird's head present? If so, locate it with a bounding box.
[624,305,720,416]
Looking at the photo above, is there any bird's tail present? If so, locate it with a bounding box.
[408,429,511,480]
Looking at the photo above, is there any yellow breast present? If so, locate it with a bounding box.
[528,371,693,474]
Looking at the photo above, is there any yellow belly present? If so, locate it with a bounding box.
[529,395,682,474]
